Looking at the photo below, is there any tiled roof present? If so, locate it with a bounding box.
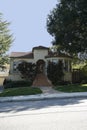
[45,51,72,58]
[9,46,72,59]
[10,52,33,58]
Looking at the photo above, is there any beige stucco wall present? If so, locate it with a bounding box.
[0,77,5,86]
[33,49,48,62]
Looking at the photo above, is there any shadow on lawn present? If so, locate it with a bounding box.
[0,97,87,114]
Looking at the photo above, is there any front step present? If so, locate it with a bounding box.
[32,73,52,87]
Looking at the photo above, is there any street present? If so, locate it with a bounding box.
[0,97,87,130]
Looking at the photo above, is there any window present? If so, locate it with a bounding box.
[13,62,17,71]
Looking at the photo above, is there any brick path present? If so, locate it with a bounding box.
[32,73,52,87]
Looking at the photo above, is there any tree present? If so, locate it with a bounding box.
[47,0,87,57]
[17,61,37,82]
[0,13,13,65]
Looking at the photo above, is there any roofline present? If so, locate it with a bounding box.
[10,52,34,59]
[10,56,34,59]
[32,46,49,52]
[45,55,72,59]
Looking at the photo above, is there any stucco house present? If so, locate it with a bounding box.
[9,46,72,86]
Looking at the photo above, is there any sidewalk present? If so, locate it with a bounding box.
[0,91,87,102]
[40,86,62,94]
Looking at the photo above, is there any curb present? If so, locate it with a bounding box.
[0,92,87,102]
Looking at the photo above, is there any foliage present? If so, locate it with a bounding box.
[47,0,87,57]
[47,60,64,85]
[80,63,87,83]
[4,80,32,89]
[0,87,42,97]
[72,56,86,69]
[17,61,37,82]
[55,84,87,92]
[72,61,87,83]
[0,13,13,64]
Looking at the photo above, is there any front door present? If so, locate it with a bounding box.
[36,60,45,74]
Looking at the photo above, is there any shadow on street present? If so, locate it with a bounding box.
[0,97,87,113]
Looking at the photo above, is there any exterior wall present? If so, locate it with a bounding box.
[9,58,34,81]
[33,49,48,62]
[0,77,5,86]
[0,71,9,86]
[10,58,34,73]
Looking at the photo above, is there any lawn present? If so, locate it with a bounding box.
[0,87,42,97]
[55,84,87,92]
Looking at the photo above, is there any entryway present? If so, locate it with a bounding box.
[32,59,52,87]
[36,59,45,74]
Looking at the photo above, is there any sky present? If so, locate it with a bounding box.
[0,0,58,53]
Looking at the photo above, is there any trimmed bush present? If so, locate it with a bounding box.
[4,80,32,89]
[17,61,37,82]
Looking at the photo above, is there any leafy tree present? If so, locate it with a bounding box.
[0,13,13,65]
[17,61,37,82]
[47,60,64,85]
[47,0,87,57]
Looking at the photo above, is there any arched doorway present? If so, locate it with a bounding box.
[36,59,45,74]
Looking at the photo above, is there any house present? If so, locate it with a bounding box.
[9,46,72,86]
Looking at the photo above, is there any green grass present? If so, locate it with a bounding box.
[55,84,87,92]
[0,87,42,97]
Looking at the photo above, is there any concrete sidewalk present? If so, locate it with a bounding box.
[0,92,87,102]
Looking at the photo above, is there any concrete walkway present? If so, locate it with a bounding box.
[40,86,62,94]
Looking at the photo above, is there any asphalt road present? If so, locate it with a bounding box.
[0,97,87,130]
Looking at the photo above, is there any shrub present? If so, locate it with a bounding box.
[17,61,37,82]
[4,80,32,89]
[80,64,87,83]
[47,60,64,85]
[56,80,71,85]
